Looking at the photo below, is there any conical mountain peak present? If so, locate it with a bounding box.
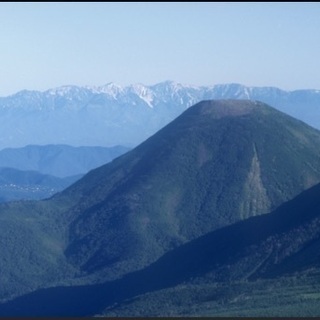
[58,99,320,278]
[185,99,262,118]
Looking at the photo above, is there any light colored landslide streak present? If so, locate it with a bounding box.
[240,144,271,219]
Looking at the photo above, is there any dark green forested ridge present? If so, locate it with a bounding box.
[1,180,320,316]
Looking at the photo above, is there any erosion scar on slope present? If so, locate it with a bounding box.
[240,144,271,219]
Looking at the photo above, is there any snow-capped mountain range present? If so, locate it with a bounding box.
[0,81,320,149]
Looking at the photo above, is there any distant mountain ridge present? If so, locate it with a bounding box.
[0,144,130,178]
[0,81,320,149]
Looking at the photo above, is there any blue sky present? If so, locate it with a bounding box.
[0,2,319,96]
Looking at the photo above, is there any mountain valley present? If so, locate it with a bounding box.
[0,145,129,202]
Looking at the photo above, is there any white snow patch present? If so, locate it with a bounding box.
[94,83,124,98]
[131,84,154,108]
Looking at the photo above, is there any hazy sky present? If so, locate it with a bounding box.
[0,2,319,96]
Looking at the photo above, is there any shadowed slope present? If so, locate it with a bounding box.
[1,182,320,316]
